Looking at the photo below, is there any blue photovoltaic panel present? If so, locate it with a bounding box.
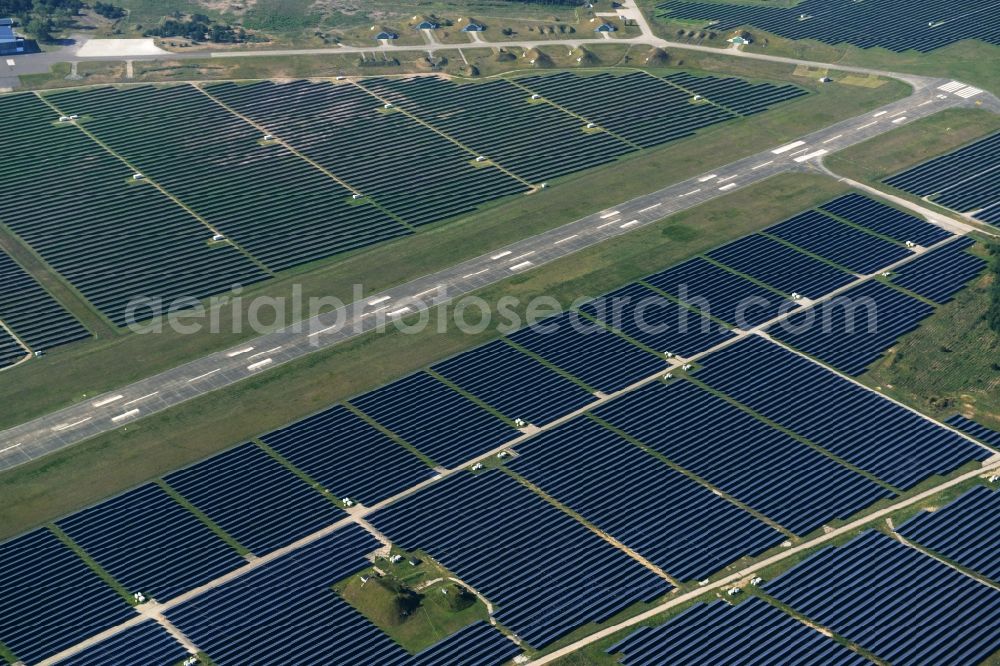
[506,312,665,393]
[763,530,1000,665]
[896,485,1000,582]
[662,72,808,116]
[694,336,990,489]
[0,529,133,665]
[411,621,520,666]
[166,524,408,664]
[607,597,867,665]
[706,234,854,299]
[55,621,188,666]
[163,443,342,555]
[767,280,935,376]
[946,415,1000,448]
[508,418,784,580]
[656,0,1000,53]
[350,371,519,468]
[594,381,893,535]
[0,248,90,351]
[642,257,792,328]
[261,404,436,505]
[763,210,912,274]
[369,469,672,648]
[819,193,952,247]
[579,283,734,357]
[431,339,598,426]
[56,483,245,602]
[890,237,986,303]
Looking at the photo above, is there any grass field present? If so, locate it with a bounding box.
[861,252,1000,431]
[0,64,906,430]
[0,172,853,542]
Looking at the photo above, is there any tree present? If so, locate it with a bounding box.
[25,16,53,41]
[94,2,126,20]
[988,242,1000,335]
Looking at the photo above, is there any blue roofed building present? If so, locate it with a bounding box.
[595,22,617,33]
[0,18,25,55]
[462,22,485,32]
[415,20,440,30]
[374,31,398,41]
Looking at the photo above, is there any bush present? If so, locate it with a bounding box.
[93,2,125,19]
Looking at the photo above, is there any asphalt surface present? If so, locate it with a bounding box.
[0,74,996,471]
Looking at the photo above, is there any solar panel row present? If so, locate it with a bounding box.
[594,380,894,536]
[889,236,986,303]
[408,621,520,666]
[506,311,666,393]
[763,530,1000,665]
[607,597,867,665]
[516,72,737,148]
[662,71,809,116]
[694,336,990,489]
[819,193,952,247]
[163,442,343,556]
[205,80,528,228]
[165,524,407,664]
[46,85,411,272]
[507,417,786,581]
[56,483,246,602]
[767,280,935,376]
[884,132,1000,224]
[0,248,89,351]
[369,469,672,648]
[579,282,735,358]
[0,325,25,369]
[0,92,268,326]
[360,76,633,183]
[657,0,1000,52]
[895,485,999,583]
[762,209,913,275]
[0,529,134,665]
[945,414,1000,449]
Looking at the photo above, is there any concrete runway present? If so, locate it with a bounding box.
[0,73,996,471]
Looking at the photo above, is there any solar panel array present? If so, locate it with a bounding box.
[0,326,25,369]
[46,85,409,272]
[360,76,634,183]
[896,485,999,583]
[205,80,527,227]
[579,283,735,358]
[55,483,246,602]
[350,371,519,469]
[768,280,935,376]
[594,380,894,535]
[260,404,436,505]
[694,336,990,489]
[409,621,520,666]
[705,233,854,299]
[662,71,809,116]
[607,597,868,665]
[889,236,986,303]
[432,340,598,425]
[163,442,342,555]
[763,210,913,274]
[0,248,89,351]
[763,529,1000,665]
[656,0,1000,52]
[820,193,952,248]
[884,132,1000,225]
[369,469,672,648]
[642,256,791,329]
[506,311,665,393]
[0,529,133,665]
[0,92,267,326]
[166,524,410,664]
[515,72,736,148]
[946,414,1000,448]
[507,417,785,580]
[54,621,188,666]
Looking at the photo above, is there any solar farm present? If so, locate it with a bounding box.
[656,0,1000,52]
[1,182,997,664]
[0,69,810,344]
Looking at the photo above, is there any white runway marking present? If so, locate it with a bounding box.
[111,409,140,423]
[386,307,411,317]
[123,392,159,407]
[752,160,773,169]
[697,174,718,182]
[247,358,273,372]
[52,417,91,432]
[718,183,737,191]
[856,121,878,130]
[638,203,662,213]
[225,346,254,357]
[490,250,512,260]
[462,269,489,278]
[892,116,908,124]
[681,188,701,197]
[188,368,221,382]
[509,261,534,271]
[367,295,391,305]
[619,220,640,228]
[772,140,806,154]
[555,234,579,244]
[248,346,280,359]
[793,149,829,162]
[599,211,620,219]
[822,134,843,144]
[92,395,123,407]
[873,111,887,117]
